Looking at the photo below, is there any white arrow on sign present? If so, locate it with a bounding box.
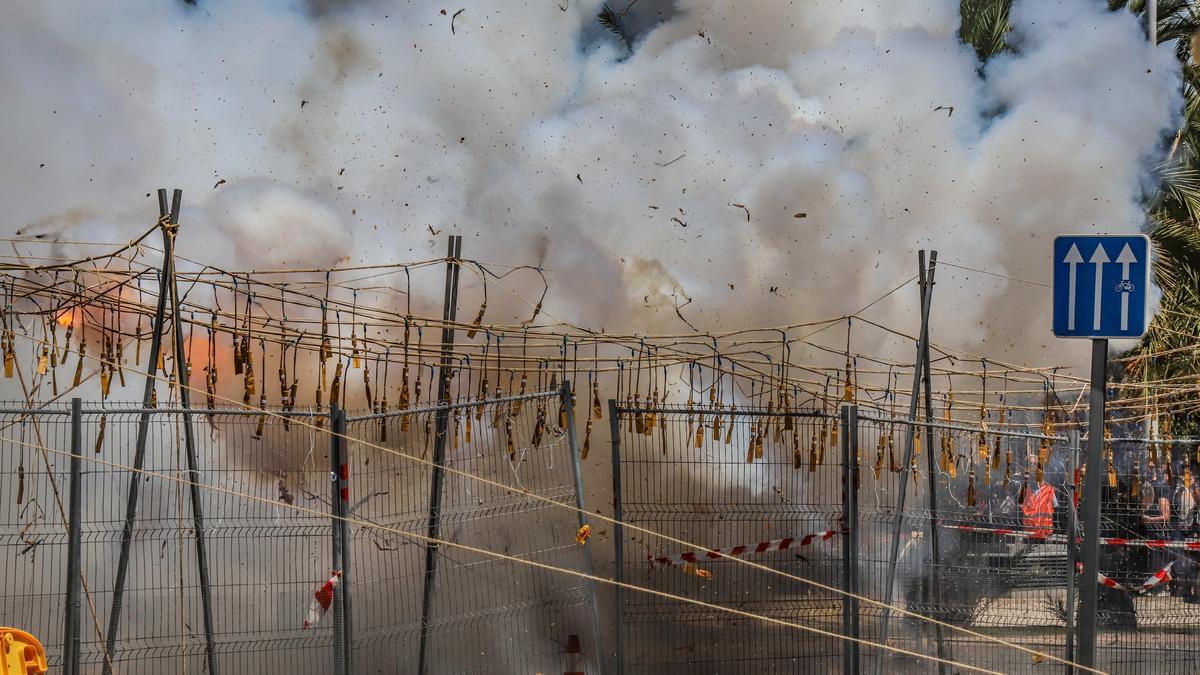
[1090,244,1110,330]
[1117,243,1137,331]
[1063,243,1084,330]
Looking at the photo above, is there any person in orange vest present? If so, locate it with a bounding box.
[1021,477,1057,539]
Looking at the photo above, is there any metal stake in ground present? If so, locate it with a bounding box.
[417,235,463,675]
[164,189,220,675]
[104,190,185,674]
[918,255,947,673]
[876,250,936,664]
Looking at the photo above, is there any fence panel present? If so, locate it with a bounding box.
[345,390,598,674]
[0,406,73,670]
[1,391,599,675]
[613,404,846,674]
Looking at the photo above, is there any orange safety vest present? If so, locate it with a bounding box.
[1022,483,1056,538]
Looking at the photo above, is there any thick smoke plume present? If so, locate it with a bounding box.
[1,0,1179,368]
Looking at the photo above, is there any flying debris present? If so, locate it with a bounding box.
[213,179,226,189]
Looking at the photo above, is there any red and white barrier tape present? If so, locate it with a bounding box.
[1076,562,1174,594]
[943,523,1200,550]
[303,570,342,629]
[649,530,838,568]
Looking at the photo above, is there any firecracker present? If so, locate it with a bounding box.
[16,463,24,504]
[793,430,803,470]
[37,340,48,376]
[254,392,267,439]
[3,331,15,379]
[379,394,389,442]
[874,435,885,481]
[63,318,74,363]
[350,330,360,369]
[1005,446,1012,484]
[660,413,669,455]
[889,431,900,473]
[746,433,757,464]
[843,360,854,402]
[592,379,602,420]
[328,361,342,409]
[464,409,473,445]
[808,432,818,472]
[466,301,486,339]
[1132,466,1141,499]
[512,373,527,415]
[575,524,591,546]
[532,405,546,448]
[400,366,411,432]
[115,341,125,387]
[476,377,488,421]
[693,421,705,449]
[1107,441,1117,489]
[680,563,713,580]
[95,415,106,454]
[967,467,977,508]
[72,341,85,387]
[781,387,793,431]
[504,415,516,460]
[725,404,737,446]
[582,418,593,460]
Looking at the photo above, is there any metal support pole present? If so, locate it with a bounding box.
[1065,430,1080,675]
[608,399,625,675]
[562,380,607,675]
[1078,339,1108,670]
[62,398,82,675]
[841,403,860,675]
[417,235,462,675]
[163,189,219,674]
[333,408,353,672]
[918,259,946,674]
[877,251,936,662]
[104,190,180,674]
[331,404,346,675]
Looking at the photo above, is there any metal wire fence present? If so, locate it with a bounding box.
[610,400,1200,675]
[0,388,601,675]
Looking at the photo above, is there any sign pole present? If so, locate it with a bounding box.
[1077,338,1107,671]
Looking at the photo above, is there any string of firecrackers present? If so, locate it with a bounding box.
[645,530,839,578]
[942,522,1200,550]
[302,570,342,629]
[1076,561,1175,594]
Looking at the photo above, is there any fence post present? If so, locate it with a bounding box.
[1065,430,1080,675]
[336,408,353,673]
[562,379,606,675]
[63,398,82,675]
[841,403,860,675]
[331,402,346,675]
[608,399,625,675]
[877,251,936,665]
[417,235,463,675]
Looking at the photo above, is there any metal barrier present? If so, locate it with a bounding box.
[0,387,601,674]
[610,400,1200,674]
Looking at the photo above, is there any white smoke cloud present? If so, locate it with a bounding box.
[0,0,1180,363]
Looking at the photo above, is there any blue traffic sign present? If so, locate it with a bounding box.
[1052,235,1151,339]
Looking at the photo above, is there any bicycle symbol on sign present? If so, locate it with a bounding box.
[1115,280,1135,293]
